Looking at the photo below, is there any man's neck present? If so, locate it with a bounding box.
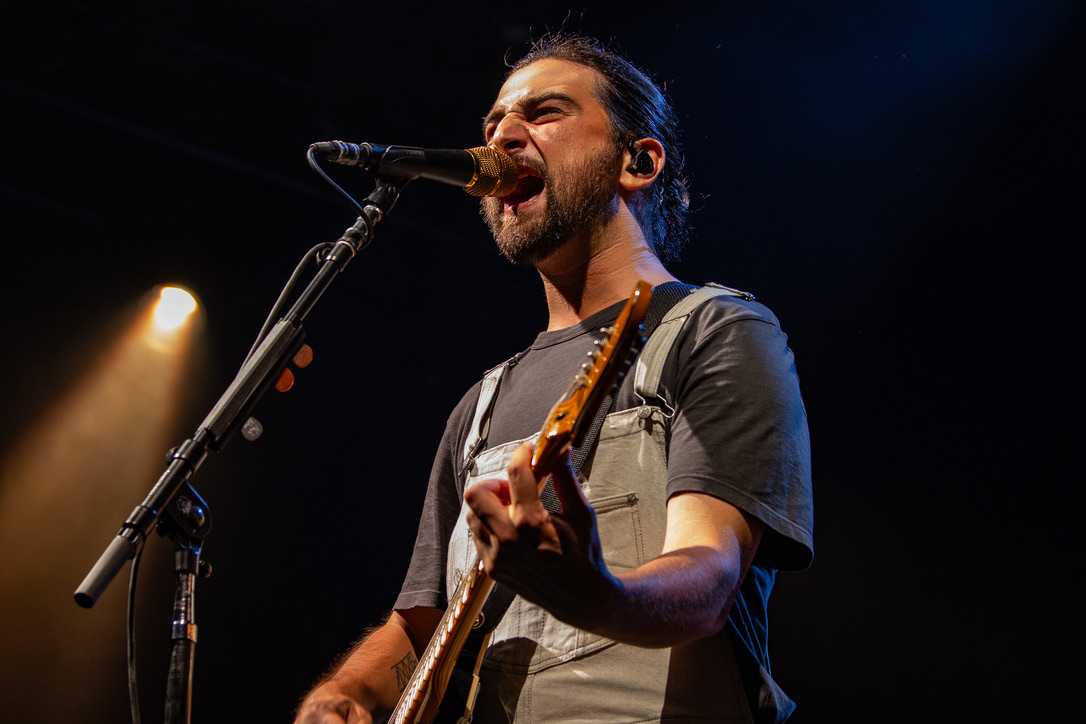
[535,225,679,331]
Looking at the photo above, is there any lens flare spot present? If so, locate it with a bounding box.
[153,287,198,332]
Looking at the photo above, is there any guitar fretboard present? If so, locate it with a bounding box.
[391,556,494,724]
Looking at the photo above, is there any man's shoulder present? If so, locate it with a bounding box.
[680,283,782,331]
[658,285,796,385]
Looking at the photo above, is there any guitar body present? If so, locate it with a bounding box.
[387,281,652,724]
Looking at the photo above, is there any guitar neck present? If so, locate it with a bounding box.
[389,554,495,724]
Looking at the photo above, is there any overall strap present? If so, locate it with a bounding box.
[460,362,509,478]
[634,283,753,404]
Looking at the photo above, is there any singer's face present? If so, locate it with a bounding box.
[481,59,623,265]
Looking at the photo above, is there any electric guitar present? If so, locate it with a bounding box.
[388,280,653,724]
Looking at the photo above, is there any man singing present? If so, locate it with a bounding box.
[295,33,813,724]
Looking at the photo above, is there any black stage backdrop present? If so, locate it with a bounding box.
[1,2,1081,722]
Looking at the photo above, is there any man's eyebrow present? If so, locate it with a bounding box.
[482,92,580,135]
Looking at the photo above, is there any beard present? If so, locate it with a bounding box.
[482,145,622,266]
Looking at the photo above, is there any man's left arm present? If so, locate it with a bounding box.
[464,444,763,648]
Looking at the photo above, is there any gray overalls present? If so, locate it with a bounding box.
[445,286,756,723]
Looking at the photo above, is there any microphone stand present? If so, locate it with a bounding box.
[159,482,212,724]
[75,177,408,724]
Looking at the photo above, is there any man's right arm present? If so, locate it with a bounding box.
[294,606,444,724]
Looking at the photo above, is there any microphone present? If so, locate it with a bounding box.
[311,141,518,197]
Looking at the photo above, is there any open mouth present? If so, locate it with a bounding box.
[503,169,545,210]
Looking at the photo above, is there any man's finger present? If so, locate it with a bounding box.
[464,478,514,540]
[465,477,509,504]
[505,442,544,508]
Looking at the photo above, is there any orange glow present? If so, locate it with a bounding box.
[0,284,205,721]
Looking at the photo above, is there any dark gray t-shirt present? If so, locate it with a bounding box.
[395,283,813,714]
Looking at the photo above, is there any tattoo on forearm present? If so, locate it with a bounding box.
[392,650,418,692]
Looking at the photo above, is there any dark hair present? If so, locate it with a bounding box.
[508,33,692,262]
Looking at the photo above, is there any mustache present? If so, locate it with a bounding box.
[516,156,549,183]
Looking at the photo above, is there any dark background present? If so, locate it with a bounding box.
[1,1,1081,722]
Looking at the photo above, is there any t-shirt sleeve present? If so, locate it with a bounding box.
[394,385,480,610]
[662,300,814,571]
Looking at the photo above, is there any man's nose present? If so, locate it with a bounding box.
[489,115,528,154]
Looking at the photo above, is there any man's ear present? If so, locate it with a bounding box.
[619,138,665,191]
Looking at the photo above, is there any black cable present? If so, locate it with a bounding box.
[242,242,334,365]
[126,546,144,724]
[306,146,367,216]
[241,147,372,363]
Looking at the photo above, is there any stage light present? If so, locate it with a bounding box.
[0,283,205,722]
[153,286,198,332]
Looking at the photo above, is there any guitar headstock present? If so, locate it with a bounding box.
[531,280,652,473]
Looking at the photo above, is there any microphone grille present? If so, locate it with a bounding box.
[463,147,519,197]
